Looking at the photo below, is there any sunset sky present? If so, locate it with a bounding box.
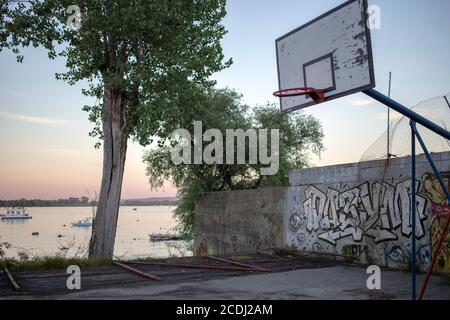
[1,0,449,200]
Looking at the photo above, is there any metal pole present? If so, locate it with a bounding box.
[410,122,450,300]
[364,90,450,299]
[411,123,450,203]
[444,96,450,110]
[387,72,392,159]
[410,121,416,301]
[363,89,450,140]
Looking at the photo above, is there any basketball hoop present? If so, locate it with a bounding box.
[273,87,325,104]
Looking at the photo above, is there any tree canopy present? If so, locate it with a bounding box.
[144,88,324,237]
[1,0,231,145]
[1,0,231,258]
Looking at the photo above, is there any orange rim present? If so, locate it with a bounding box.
[273,87,325,103]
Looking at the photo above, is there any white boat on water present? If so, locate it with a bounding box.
[1,207,32,220]
[71,217,93,227]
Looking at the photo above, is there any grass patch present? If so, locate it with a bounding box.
[0,256,112,272]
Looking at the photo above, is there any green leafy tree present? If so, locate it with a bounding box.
[1,0,230,258]
[144,89,324,237]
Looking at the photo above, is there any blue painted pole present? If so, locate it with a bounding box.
[410,121,417,301]
[364,89,450,140]
[411,123,450,202]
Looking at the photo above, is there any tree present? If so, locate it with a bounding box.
[1,0,231,258]
[144,88,324,237]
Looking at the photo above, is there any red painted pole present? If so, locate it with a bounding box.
[418,212,450,300]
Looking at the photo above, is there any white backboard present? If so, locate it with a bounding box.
[276,0,375,113]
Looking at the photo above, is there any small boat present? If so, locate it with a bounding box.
[149,233,183,242]
[1,207,32,220]
[71,217,93,227]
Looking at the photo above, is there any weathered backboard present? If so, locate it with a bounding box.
[276,0,375,113]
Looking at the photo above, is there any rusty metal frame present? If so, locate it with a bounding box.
[113,261,160,281]
[205,256,271,272]
[121,261,267,273]
[284,249,356,260]
[256,250,291,261]
[120,255,272,273]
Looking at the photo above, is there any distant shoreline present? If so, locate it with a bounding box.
[0,197,179,208]
[0,205,178,208]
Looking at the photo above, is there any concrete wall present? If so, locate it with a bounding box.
[287,152,450,273]
[194,188,285,255]
[194,152,450,273]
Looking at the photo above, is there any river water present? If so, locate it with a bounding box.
[0,206,191,260]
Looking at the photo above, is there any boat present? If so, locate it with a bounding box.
[71,217,93,227]
[1,207,32,220]
[149,233,183,242]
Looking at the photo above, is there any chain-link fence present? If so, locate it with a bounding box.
[360,93,450,162]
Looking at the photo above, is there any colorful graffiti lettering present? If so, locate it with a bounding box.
[422,173,450,273]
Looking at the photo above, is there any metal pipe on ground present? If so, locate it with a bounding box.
[205,256,271,272]
[3,267,20,291]
[120,261,267,273]
[285,249,356,260]
[113,261,161,281]
[256,250,291,261]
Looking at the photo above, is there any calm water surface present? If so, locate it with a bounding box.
[0,206,191,259]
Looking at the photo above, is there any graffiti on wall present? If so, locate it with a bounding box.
[422,173,450,273]
[299,179,427,245]
[288,172,450,272]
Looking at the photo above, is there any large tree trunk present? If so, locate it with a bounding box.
[89,87,127,259]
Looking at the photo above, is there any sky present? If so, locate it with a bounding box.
[0,0,449,200]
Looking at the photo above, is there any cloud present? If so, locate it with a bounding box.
[375,111,403,121]
[0,111,74,126]
[352,99,375,106]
